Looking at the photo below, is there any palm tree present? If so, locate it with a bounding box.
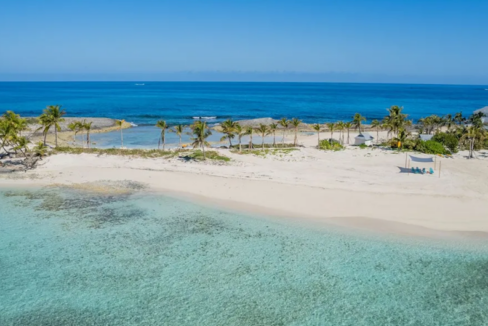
[269,123,278,147]
[156,120,168,150]
[326,122,335,140]
[234,123,245,152]
[352,113,366,134]
[68,122,78,144]
[190,120,212,159]
[290,118,301,146]
[115,119,125,148]
[172,124,185,147]
[256,124,269,151]
[3,111,28,136]
[220,119,237,148]
[312,123,321,147]
[444,114,454,131]
[454,112,465,126]
[13,136,29,157]
[460,126,484,159]
[245,126,255,150]
[279,118,289,147]
[344,122,352,145]
[33,141,48,159]
[37,113,54,146]
[335,121,345,145]
[40,105,66,147]
[83,120,93,149]
[370,119,381,144]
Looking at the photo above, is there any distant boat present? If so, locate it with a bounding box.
[135,83,145,86]
[192,116,217,120]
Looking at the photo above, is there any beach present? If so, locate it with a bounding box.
[2,129,487,238]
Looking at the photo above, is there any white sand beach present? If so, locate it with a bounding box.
[2,130,487,238]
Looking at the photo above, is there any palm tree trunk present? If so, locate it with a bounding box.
[43,131,48,146]
[120,128,124,148]
[228,137,232,148]
[87,131,91,149]
[294,128,298,146]
[250,134,253,150]
[179,134,182,147]
[162,131,165,151]
[201,142,206,159]
[238,136,242,153]
[273,132,276,147]
[376,129,379,144]
[262,133,265,151]
[55,127,58,147]
[347,129,350,145]
[282,131,285,147]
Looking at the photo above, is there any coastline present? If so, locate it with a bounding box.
[2,130,488,241]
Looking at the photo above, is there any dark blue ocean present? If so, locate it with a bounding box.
[1,82,487,125]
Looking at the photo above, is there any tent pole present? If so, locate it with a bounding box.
[435,156,437,169]
[439,161,441,178]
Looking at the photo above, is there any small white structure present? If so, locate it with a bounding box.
[419,134,433,141]
[354,133,374,146]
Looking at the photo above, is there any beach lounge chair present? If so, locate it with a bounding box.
[411,167,415,174]
[415,167,421,174]
[429,167,434,174]
[422,168,426,174]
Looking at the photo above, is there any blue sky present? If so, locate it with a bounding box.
[1,0,487,84]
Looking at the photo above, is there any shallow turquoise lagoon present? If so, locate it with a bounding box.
[1,184,487,325]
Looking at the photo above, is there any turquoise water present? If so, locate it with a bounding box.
[1,184,487,325]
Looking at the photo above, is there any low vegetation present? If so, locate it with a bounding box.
[318,139,343,151]
[232,148,297,157]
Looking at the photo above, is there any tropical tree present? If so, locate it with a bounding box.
[256,124,269,151]
[172,124,185,147]
[394,128,411,149]
[234,123,245,153]
[460,126,485,159]
[279,118,289,147]
[83,120,93,149]
[352,113,366,134]
[1,111,27,153]
[443,114,455,131]
[370,119,381,144]
[156,120,168,150]
[115,119,125,148]
[454,112,465,126]
[335,121,345,145]
[269,123,278,147]
[32,141,48,159]
[38,105,66,147]
[13,136,30,157]
[245,126,254,150]
[326,122,335,140]
[290,118,301,146]
[312,123,321,147]
[190,120,212,159]
[3,111,28,136]
[344,122,352,145]
[67,121,79,144]
[220,119,237,148]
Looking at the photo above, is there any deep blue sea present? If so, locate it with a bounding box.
[1,82,487,126]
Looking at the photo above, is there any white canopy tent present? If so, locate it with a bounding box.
[405,154,441,177]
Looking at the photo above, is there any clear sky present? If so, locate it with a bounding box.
[1,0,487,84]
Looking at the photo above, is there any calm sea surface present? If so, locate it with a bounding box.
[1,184,487,325]
[1,82,487,125]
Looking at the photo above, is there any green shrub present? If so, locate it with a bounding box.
[432,133,459,153]
[358,143,368,149]
[414,140,448,155]
[318,139,343,151]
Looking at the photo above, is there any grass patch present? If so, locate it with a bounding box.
[231,148,298,157]
[182,150,230,162]
[52,147,230,162]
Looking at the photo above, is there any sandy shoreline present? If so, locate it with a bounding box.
[1,130,488,241]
